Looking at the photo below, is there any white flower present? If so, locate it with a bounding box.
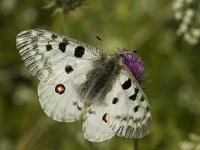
[177,23,188,35]
[173,0,184,10]
[183,9,194,24]
[185,9,194,18]
[184,33,198,45]
[180,141,194,150]
[185,0,193,5]
[173,0,200,45]
[175,11,183,20]
[191,28,200,38]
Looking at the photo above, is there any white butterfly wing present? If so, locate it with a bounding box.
[38,74,86,122]
[107,70,151,138]
[82,69,151,142]
[82,104,115,142]
[16,29,103,83]
[16,29,103,122]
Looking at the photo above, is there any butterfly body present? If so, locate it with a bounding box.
[16,29,151,142]
[78,55,121,105]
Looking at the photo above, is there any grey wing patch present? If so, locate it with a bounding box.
[107,70,151,139]
[16,29,103,82]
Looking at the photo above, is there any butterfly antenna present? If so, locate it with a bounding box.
[96,36,110,49]
[96,36,119,53]
[96,36,103,41]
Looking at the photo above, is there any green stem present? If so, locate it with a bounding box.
[133,139,139,150]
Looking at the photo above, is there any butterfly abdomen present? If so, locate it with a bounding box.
[79,56,120,104]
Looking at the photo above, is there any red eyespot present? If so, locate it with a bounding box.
[55,84,65,94]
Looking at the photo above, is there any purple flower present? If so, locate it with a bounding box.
[120,51,145,84]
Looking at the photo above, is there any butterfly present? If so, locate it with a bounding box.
[16,29,151,142]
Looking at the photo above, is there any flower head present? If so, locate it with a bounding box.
[120,51,145,84]
[173,0,200,45]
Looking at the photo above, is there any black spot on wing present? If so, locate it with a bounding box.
[134,105,140,112]
[74,46,85,58]
[146,106,150,112]
[46,44,52,51]
[134,118,141,123]
[102,113,108,123]
[129,88,139,101]
[33,44,38,49]
[88,109,95,114]
[59,38,69,52]
[122,78,132,90]
[72,102,82,111]
[51,34,58,39]
[141,95,145,102]
[122,117,128,121]
[77,105,82,111]
[65,65,73,74]
[112,97,119,104]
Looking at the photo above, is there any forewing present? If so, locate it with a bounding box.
[107,70,151,138]
[16,29,103,122]
[16,29,103,83]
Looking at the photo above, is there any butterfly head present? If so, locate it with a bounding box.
[120,51,144,84]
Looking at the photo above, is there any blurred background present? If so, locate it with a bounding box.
[0,0,200,149]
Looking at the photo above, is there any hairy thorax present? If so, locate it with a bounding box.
[79,55,121,105]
